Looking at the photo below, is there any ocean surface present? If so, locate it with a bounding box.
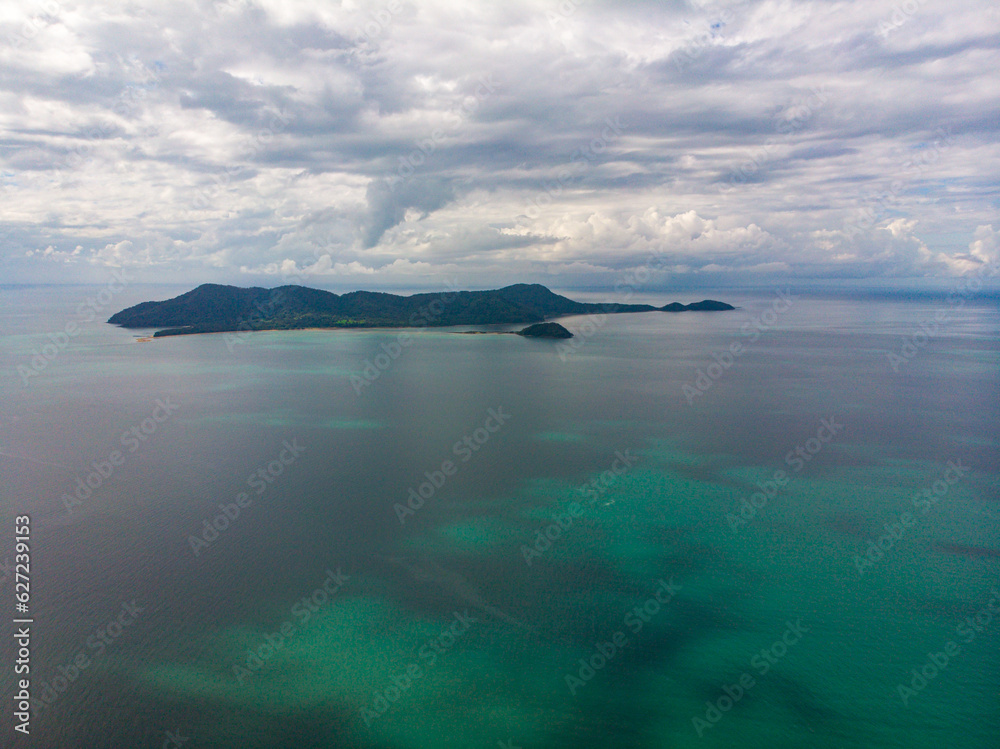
[1,284,998,749]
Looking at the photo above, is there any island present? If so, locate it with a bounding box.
[108,283,735,337]
[516,322,574,338]
[662,300,735,312]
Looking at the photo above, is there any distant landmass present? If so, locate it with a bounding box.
[516,322,574,338]
[108,283,735,337]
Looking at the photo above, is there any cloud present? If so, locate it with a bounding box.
[1,0,998,288]
[935,224,999,276]
[360,176,456,248]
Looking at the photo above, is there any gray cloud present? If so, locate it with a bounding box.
[361,177,456,248]
[1,0,998,288]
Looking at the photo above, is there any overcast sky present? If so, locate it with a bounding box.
[2,0,998,290]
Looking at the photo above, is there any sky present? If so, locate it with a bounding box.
[2,0,998,291]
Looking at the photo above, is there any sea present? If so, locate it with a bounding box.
[1,283,998,748]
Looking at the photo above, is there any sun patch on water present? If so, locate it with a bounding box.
[139,596,448,709]
[638,438,737,469]
[534,431,586,443]
[319,419,384,430]
[138,590,565,748]
[429,516,523,552]
[517,477,592,520]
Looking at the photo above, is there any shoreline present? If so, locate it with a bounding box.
[129,324,522,341]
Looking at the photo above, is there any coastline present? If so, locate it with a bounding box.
[129,325,521,341]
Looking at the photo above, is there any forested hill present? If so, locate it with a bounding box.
[108,283,734,337]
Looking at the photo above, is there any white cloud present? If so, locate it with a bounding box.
[935,225,999,276]
[2,0,998,287]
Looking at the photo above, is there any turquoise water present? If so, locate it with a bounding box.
[1,286,998,748]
